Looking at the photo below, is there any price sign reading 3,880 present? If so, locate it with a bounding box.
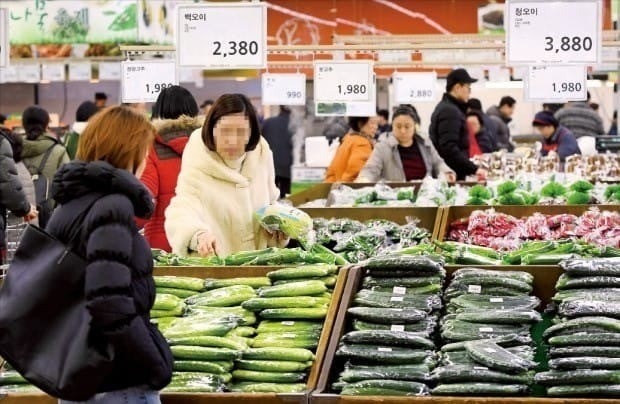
[121,60,178,103]
[506,0,601,65]
[178,3,266,70]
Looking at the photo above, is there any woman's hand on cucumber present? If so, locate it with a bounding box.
[197,231,219,257]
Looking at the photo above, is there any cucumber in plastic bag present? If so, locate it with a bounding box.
[451,268,533,284]
[560,258,620,277]
[465,340,537,373]
[431,365,534,384]
[549,346,620,358]
[544,317,620,339]
[548,332,620,347]
[535,369,620,385]
[340,364,431,383]
[549,357,620,370]
[361,255,444,273]
[340,379,430,396]
[455,310,541,325]
[432,383,529,396]
[559,300,620,319]
[441,334,532,352]
[447,294,540,313]
[547,384,620,397]
[556,274,620,290]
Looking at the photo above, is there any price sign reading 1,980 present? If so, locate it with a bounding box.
[393,72,438,103]
[177,3,266,70]
[314,61,373,103]
[506,0,601,65]
[121,60,178,103]
[525,65,587,102]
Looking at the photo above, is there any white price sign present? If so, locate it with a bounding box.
[0,9,8,68]
[69,62,92,81]
[41,64,65,82]
[393,72,437,103]
[262,73,306,106]
[314,61,373,103]
[0,66,17,83]
[18,64,40,83]
[99,62,121,81]
[121,60,178,103]
[525,65,587,102]
[177,3,266,70]
[506,0,602,65]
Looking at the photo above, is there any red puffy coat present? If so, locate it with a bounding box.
[139,115,204,251]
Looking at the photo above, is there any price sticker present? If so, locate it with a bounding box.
[121,60,178,103]
[489,297,504,303]
[474,366,489,370]
[99,62,121,81]
[0,9,8,68]
[506,0,602,65]
[18,64,40,83]
[479,327,494,333]
[262,73,306,106]
[314,61,373,103]
[41,64,65,82]
[281,321,296,326]
[391,325,405,332]
[177,3,266,70]
[282,333,297,339]
[390,296,404,302]
[468,285,482,294]
[393,72,437,103]
[484,347,498,353]
[392,286,407,295]
[69,62,92,81]
[525,65,587,102]
[378,347,393,352]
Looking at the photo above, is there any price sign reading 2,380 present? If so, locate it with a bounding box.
[121,60,178,103]
[506,0,601,65]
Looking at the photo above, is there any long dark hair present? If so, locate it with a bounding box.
[152,85,199,120]
[22,106,50,140]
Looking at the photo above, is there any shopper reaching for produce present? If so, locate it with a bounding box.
[532,110,581,162]
[429,68,487,181]
[46,106,173,402]
[325,116,379,182]
[357,106,455,182]
[165,94,287,257]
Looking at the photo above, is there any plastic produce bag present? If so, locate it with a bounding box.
[255,204,313,243]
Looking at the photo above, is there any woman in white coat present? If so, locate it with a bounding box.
[165,94,287,257]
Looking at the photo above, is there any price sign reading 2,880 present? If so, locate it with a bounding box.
[507,0,601,65]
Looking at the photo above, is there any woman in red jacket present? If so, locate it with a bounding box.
[139,85,203,251]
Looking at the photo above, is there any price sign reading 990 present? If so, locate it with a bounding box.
[506,0,601,65]
[262,73,306,106]
[314,61,373,103]
[121,60,178,103]
[177,3,266,70]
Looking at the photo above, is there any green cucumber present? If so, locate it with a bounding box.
[259,307,328,320]
[431,365,534,384]
[452,268,533,284]
[225,326,256,338]
[441,334,532,352]
[258,280,327,298]
[557,274,620,290]
[447,295,540,312]
[267,264,337,280]
[241,347,314,362]
[242,296,328,311]
[549,357,620,370]
[340,365,430,383]
[561,258,620,277]
[449,276,533,293]
[153,293,182,311]
[361,255,444,273]
[340,379,430,396]
[464,340,536,372]
[173,360,233,374]
[154,276,205,291]
[341,330,434,348]
[172,371,231,384]
[559,300,620,319]
[548,333,620,347]
[252,334,318,349]
[455,310,541,325]
[185,285,256,307]
[162,317,238,339]
[347,307,427,324]
[544,317,620,339]
[369,284,442,295]
[536,370,620,385]
[352,318,437,336]
[355,290,441,311]
[363,276,442,288]
[547,384,620,397]
[0,371,26,386]
[441,320,530,342]
[170,345,240,361]
[156,287,198,299]
[235,360,311,372]
[230,382,307,393]
[256,320,323,334]
[203,277,271,290]
[167,336,248,350]
[232,369,306,383]
[336,344,434,365]
[550,346,620,358]
[151,301,185,318]
[432,383,529,396]
[185,306,256,326]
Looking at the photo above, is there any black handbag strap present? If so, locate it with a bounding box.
[63,194,105,254]
[37,143,57,175]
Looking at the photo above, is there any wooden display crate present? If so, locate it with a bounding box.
[309,264,601,404]
[437,205,620,242]
[153,266,348,404]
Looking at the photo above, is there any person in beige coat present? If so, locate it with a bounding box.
[358,106,455,183]
[165,94,287,257]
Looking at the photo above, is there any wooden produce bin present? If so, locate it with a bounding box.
[310,265,605,404]
[0,394,56,404]
[437,205,620,242]
[152,266,348,404]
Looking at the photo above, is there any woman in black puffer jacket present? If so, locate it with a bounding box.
[46,106,173,403]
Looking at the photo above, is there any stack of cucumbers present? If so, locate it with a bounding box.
[331,255,446,396]
[536,257,620,397]
[433,268,541,396]
[236,264,336,392]
[0,370,39,394]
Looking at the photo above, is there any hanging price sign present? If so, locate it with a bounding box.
[393,72,437,103]
[177,3,266,70]
[262,73,306,106]
[314,61,373,103]
[506,0,602,65]
[121,60,178,103]
[99,62,121,81]
[69,62,92,81]
[41,63,65,82]
[0,9,8,68]
[18,64,40,83]
[525,65,587,102]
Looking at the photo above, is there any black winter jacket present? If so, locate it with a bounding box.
[429,93,478,180]
[46,161,173,394]
[262,112,293,179]
[0,129,30,251]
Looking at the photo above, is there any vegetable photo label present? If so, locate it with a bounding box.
[506,0,601,65]
[121,60,178,103]
[177,3,266,69]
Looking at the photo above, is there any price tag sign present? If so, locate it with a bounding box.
[0,9,8,68]
[177,3,266,70]
[262,73,306,106]
[121,60,178,103]
[99,62,121,81]
[314,61,373,103]
[506,0,602,65]
[0,66,17,83]
[69,62,92,81]
[393,72,437,103]
[525,65,587,102]
[41,64,65,82]
[18,64,40,83]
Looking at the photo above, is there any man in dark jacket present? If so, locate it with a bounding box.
[0,128,37,262]
[532,110,581,162]
[429,68,487,181]
[487,96,516,152]
[467,98,498,153]
[262,106,293,198]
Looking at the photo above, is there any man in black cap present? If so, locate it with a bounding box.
[429,68,487,181]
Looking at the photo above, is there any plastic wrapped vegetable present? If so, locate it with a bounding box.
[541,181,567,199]
[255,204,313,242]
[566,191,591,205]
[570,180,594,193]
[467,185,492,206]
[604,185,620,203]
